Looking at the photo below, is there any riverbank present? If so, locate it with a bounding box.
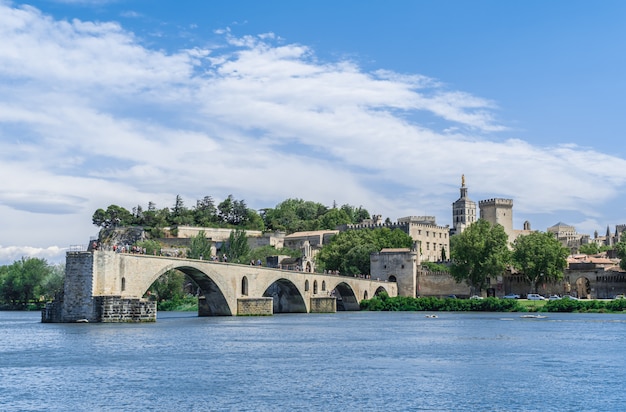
[360,294,626,313]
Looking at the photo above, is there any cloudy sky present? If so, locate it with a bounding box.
[2,0,626,265]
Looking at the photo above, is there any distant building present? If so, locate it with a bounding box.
[547,222,589,253]
[451,174,477,235]
[344,216,450,263]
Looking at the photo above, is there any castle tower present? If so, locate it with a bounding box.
[479,198,514,243]
[451,174,476,235]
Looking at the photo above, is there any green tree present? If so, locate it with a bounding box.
[450,219,511,293]
[0,257,52,306]
[92,205,134,228]
[316,228,413,275]
[614,240,626,271]
[135,239,162,256]
[317,208,352,230]
[224,228,250,263]
[511,231,569,293]
[187,230,212,260]
[578,243,600,255]
[261,198,328,233]
[193,196,217,226]
[147,270,186,302]
[40,263,65,301]
[170,195,194,226]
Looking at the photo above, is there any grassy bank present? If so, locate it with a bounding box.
[360,294,626,313]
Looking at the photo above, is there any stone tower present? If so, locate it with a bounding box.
[451,174,477,235]
[479,198,514,242]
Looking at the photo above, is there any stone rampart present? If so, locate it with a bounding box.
[418,270,471,297]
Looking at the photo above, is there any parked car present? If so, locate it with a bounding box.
[445,294,457,299]
[561,295,579,300]
[502,293,520,299]
[470,295,484,300]
[613,294,625,299]
[548,295,561,300]
[527,294,546,300]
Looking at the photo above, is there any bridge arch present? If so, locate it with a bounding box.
[262,278,307,313]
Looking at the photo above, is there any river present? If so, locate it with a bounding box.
[1,310,625,411]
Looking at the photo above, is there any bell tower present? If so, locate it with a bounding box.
[451,175,476,235]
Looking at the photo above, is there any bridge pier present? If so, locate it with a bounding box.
[235,297,273,316]
[309,297,336,313]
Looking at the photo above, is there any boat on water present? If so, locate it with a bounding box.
[520,314,547,319]
[425,314,438,318]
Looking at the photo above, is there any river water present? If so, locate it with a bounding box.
[1,310,625,411]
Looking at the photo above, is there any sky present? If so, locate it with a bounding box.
[2,0,626,265]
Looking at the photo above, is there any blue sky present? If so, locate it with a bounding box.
[2,0,626,264]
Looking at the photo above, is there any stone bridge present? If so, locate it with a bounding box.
[43,250,397,322]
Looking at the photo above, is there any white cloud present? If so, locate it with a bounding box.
[1,2,626,264]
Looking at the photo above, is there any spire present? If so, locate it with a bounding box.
[459,175,468,199]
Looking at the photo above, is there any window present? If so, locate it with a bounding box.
[241,276,248,296]
[322,281,326,291]
[305,279,310,291]
[313,280,318,294]
[121,277,126,292]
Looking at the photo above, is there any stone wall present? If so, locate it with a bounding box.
[310,297,336,313]
[97,296,156,322]
[417,270,471,298]
[236,297,273,316]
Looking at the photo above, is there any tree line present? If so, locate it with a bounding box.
[92,196,372,237]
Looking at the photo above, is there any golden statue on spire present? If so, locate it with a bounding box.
[462,174,465,187]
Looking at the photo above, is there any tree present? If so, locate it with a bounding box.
[194,196,217,227]
[223,228,250,263]
[147,270,186,302]
[340,204,370,224]
[318,208,352,230]
[0,257,52,306]
[316,228,413,275]
[511,231,569,293]
[450,219,511,294]
[614,240,626,271]
[92,205,134,228]
[170,195,193,226]
[187,230,212,260]
[578,243,600,255]
[261,198,328,233]
[40,263,65,301]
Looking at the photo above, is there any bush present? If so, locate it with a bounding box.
[359,296,523,312]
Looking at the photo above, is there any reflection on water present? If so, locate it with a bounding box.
[1,311,626,411]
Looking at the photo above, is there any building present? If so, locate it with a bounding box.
[344,216,450,263]
[451,174,477,235]
[547,222,589,253]
[283,230,339,272]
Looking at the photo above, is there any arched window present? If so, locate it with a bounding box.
[389,275,397,282]
[364,291,368,300]
[305,279,310,291]
[241,276,248,296]
[313,280,318,294]
[322,281,326,291]
[121,277,126,292]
